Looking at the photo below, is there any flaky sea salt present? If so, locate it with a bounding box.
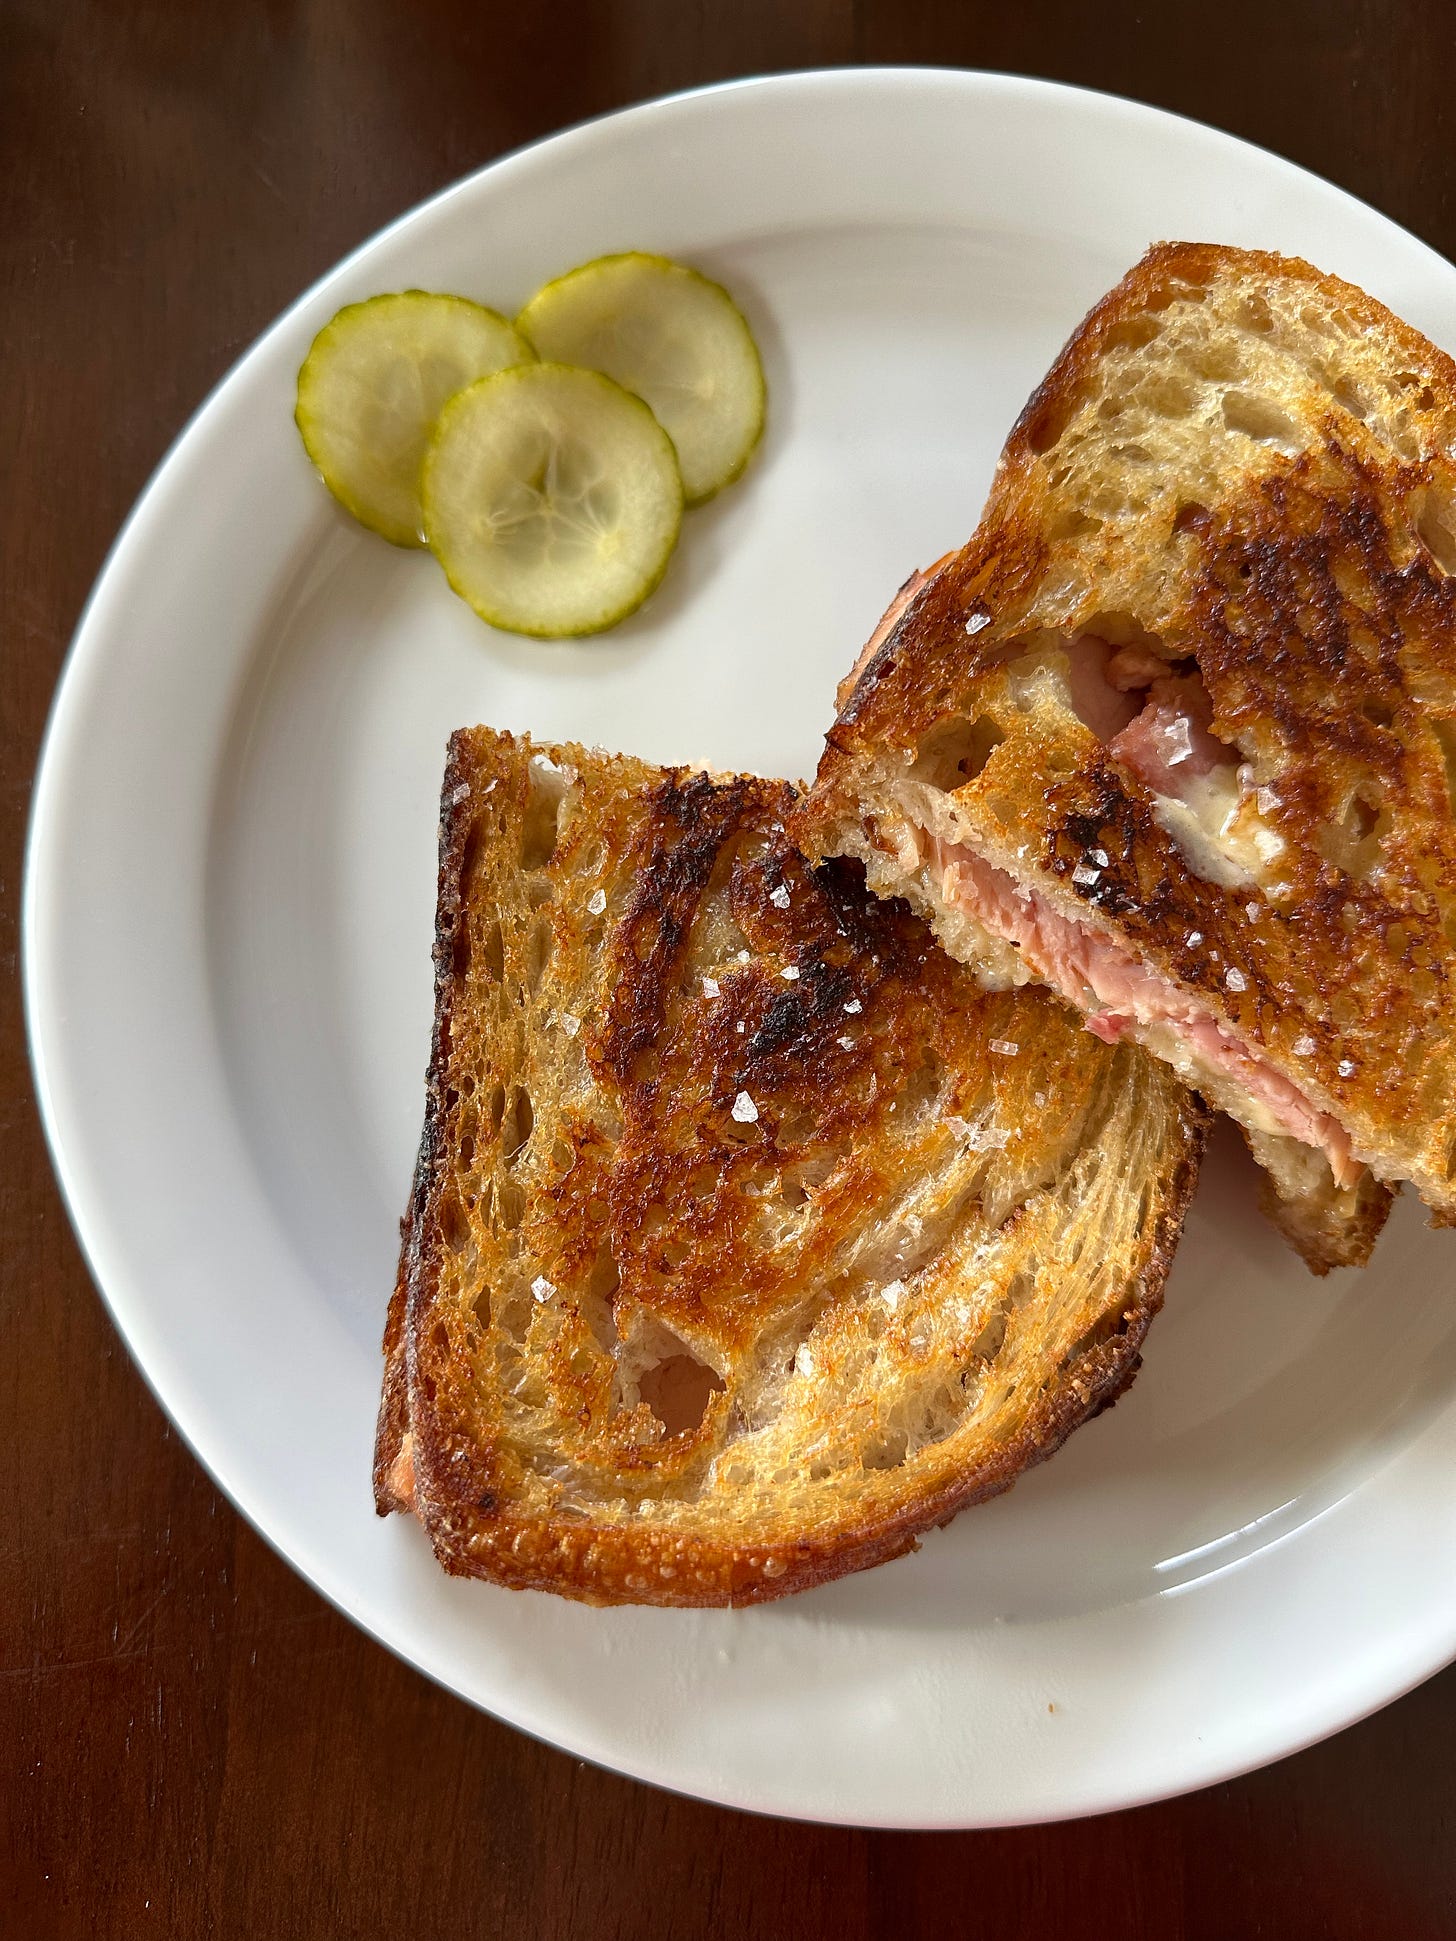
[781,964,801,981]
[881,1279,907,1312]
[968,1124,1011,1151]
[1033,1090,1048,1109]
[1071,863,1101,887]
[531,1276,556,1304]
[1226,967,1248,992]
[731,1090,758,1123]
[989,1039,1019,1057]
[1257,786,1280,815]
[1338,1057,1356,1077]
[737,948,750,963]
[1187,930,1203,947]
[1164,718,1195,767]
[770,884,791,910]
[1293,1035,1317,1056]
[1245,901,1262,921]
[587,888,607,915]
[702,976,721,997]
[559,1012,581,1038]
[838,1035,856,1050]
[843,999,863,1014]
[1090,847,1111,869]
[965,611,991,634]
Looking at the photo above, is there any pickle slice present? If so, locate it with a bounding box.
[517,253,765,503]
[296,292,530,546]
[422,363,683,637]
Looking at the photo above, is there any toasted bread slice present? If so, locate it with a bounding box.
[796,242,1456,1269]
[375,729,1209,1606]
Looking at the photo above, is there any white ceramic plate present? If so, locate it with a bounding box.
[26,69,1456,1828]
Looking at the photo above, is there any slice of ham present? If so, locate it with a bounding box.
[1058,636,1233,805]
[1110,674,1229,799]
[927,835,1360,1189]
[1060,636,1141,740]
[385,1433,416,1511]
[1106,643,1171,691]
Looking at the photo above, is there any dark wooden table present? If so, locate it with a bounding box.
[7,2,1456,1933]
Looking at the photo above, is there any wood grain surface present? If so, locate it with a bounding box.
[6,2,1456,1934]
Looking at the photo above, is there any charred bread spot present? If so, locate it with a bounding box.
[1182,446,1456,1007]
[594,771,759,1088]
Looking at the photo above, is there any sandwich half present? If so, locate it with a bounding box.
[798,242,1456,1272]
[375,727,1208,1606]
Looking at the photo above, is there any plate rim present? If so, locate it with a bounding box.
[24,64,1456,1828]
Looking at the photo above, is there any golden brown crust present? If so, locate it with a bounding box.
[375,730,1209,1606]
[801,242,1456,1227]
[835,557,954,715]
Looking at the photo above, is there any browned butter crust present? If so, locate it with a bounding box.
[375,729,1208,1607]
[801,242,1456,1232]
